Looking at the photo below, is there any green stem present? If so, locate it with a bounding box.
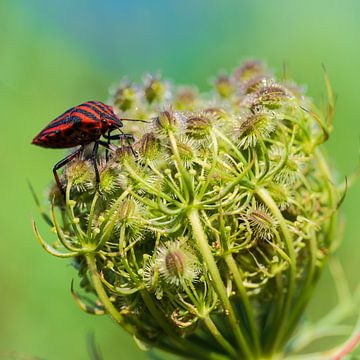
[256,188,296,354]
[224,254,260,355]
[85,253,133,333]
[140,290,229,360]
[315,149,337,247]
[280,230,318,346]
[280,149,338,347]
[123,160,179,204]
[197,131,220,200]
[87,192,99,239]
[168,130,194,201]
[188,208,254,359]
[65,180,85,241]
[212,128,250,172]
[147,160,186,203]
[203,316,238,359]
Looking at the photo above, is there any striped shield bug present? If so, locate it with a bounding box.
[32,101,139,195]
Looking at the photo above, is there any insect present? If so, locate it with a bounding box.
[32,100,135,195]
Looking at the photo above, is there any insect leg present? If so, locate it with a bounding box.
[98,137,134,158]
[106,130,111,162]
[98,140,113,160]
[103,131,136,157]
[91,141,102,194]
[103,131,134,159]
[53,146,83,195]
[98,141,111,149]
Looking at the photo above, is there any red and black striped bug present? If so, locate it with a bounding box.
[32,100,137,195]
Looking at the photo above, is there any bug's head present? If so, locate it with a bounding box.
[101,107,124,132]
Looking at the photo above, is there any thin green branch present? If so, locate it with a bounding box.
[188,208,254,359]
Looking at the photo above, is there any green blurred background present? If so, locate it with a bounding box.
[1,0,359,359]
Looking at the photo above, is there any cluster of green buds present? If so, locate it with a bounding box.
[33,61,352,360]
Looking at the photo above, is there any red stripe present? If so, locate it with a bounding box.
[39,122,72,135]
[46,109,72,127]
[71,110,99,125]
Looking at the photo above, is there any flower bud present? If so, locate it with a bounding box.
[154,110,177,131]
[253,83,293,109]
[65,159,93,191]
[156,239,200,287]
[214,73,234,98]
[98,162,125,196]
[113,83,136,111]
[185,114,212,139]
[234,110,276,149]
[144,75,167,104]
[246,204,278,240]
[176,136,198,166]
[174,87,197,110]
[136,132,162,161]
[233,60,267,82]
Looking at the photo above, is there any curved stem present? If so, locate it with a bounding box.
[87,192,99,239]
[168,130,194,202]
[256,188,296,354]
[123,160,179,204]
[212,128,250,172]
[65,180,85,241]
[188,208,254,359]
[50,202,79,251]
[140,290,229,360]
[203,316,238,359]
[281,229,318,346]
[280,149,339,347]
[32,220,79,258]
[85,253,133,333]
[315,149,337,247]
[224,254,260,355]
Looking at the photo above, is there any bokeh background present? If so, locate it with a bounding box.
[1,0,359,359]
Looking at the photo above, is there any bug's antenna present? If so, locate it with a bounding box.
[121,118,150,123]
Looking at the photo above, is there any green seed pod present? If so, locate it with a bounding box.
[185,113,212,139]
[174,87,198,110]
[234,110,277,149]
[156,239,200,287]
[65,159,94,191]
[215,73,234,98]
[233,60,268,82]
[144,74,168,104]
[98,161,125,196]
[252,83,293,109]
[136,132,163,162]
[154,110,178,133]
[113,83,136,111]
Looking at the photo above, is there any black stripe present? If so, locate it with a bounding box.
[45,115,72,130]
[73,108,99,122]
[89,101,108,111]
[82,102,108,117]
[41,129,61,137]
[40,115,82,135]
[85,102,124,128]
[89,101,113,115]
[69,115,83,124]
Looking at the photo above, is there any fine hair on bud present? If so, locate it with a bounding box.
[155,239,200,287]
